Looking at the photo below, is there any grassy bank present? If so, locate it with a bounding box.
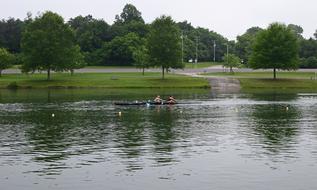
[203,71,317,79]
[0,72,210,89]
[203,71,317,91]
[239,78,317,91]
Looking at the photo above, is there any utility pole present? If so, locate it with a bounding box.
[181,31,184,64]
[226,43,229,64]
[195,36,199,63]
[213,40,216,62]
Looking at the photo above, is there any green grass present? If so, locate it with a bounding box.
[203,71,317,79]
[185,62,220,69]
[0,72,210,89]
[239,78,317,91]
[202,71,317,91]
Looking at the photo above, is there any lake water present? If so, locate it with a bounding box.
[1,89,317,190]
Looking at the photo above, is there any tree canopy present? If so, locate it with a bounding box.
[223,53,241,73]
[0,18,24,53]
[235,27,263,64]
[147,15,183,79]
[249,23,299,79]
[0,48,13,76]
[21,11,84,80]
[115,4,144,24]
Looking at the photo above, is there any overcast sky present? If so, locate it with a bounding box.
[1,0,316,40]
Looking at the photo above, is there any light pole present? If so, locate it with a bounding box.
[195,36,199,63]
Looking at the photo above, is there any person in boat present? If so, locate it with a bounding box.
[154,95,163,103]
[167,96,176,104]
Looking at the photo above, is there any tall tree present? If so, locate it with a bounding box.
[235,27,263,64]
[68,15,110,52]
[115,4,144,24]
[147,15,183,79]
[0,48,13,77]
[110,4,148,39]
[132,41,149,75]
[21,11,84,80]
[287,24,303,38]
[0,18,24,53]
[249,23,299,79]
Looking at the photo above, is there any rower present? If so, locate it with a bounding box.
[167,96,176,104]
[154,95,162,103]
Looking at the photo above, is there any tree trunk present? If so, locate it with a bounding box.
[230,66,233,73]
[162,66,165,79]
[142,67,145,76]
[0,70,2,77]
[47,68,51,81]
[273,68,276,80]
[71,69,74,76]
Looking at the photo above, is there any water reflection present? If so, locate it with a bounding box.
[249,103,301,157]
[1,90,317,190]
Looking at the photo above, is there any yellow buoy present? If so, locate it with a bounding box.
[118,112,122,116]
[52,113,55,117]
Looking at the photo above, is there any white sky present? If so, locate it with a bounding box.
[1,0,316,40]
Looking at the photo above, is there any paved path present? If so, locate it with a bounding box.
[181,68,241,93]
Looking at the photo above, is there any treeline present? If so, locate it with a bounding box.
[1,3,317,69]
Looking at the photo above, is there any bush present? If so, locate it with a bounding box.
[7,81,18,89]
[300,57,317,68]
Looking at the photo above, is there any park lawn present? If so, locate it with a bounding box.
[203,71,317,79]
[239,78,317,91]
[0,72,210,89]
[202,71,317,91]
[185,62,220,69]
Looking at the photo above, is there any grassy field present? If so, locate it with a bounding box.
[239,78,317,90]
[203,71,317,79]
[203,71,317,91]
[0,72,210,89]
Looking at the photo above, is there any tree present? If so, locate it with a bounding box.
[98,32,144,66]
[235,27,263,64]
[132,42,149,75]
[249,23,299,79]
[68,15,110,52]
[21,11,83,80]
[0,18,24,53]
[115,4,144,24]
[64,45,86,75]
[147,16,183,79]
[222,53,241,73]
[0,48,13,77]
[287,24,303,38]
[110,4,148,39]
[299,38,317,59]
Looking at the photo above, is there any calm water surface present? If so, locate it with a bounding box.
[0,89,317,190]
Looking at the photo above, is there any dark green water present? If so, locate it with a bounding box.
[1,89,317,190]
